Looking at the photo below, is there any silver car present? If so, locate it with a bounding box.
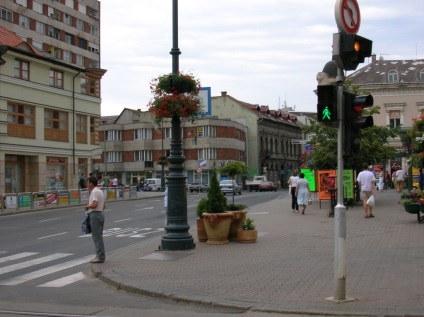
[219,180,242,195]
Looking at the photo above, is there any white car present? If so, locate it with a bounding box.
[219,180,242,195]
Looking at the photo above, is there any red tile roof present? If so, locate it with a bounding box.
[0,26,43,56]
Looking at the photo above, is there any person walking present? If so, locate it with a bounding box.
[103,174,110,188]
[288,171,299,212]
[295,173,310,215]
[418,168,424,190]
[395,168,405,193]
[378,170,384,192]
[85,176,106,263]
[357,163,375,218]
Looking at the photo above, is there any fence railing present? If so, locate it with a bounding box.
[0,186,138,213]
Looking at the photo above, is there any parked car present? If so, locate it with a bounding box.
[258,181,277,192]
[188,182,209,193]
[219,180,242,195]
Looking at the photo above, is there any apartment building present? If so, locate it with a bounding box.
[0,26,106,193]
[95,108,248,186]
[1,0,101,68]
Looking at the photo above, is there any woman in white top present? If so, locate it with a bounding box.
[288,171,300,212]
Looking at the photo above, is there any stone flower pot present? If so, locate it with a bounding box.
[202,212,233,245]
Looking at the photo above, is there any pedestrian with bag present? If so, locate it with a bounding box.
[295,173,310,215]
[85,176,106,263]
[288,171,299,212]
[357,163,375,218]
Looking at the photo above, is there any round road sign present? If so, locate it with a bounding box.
[335,0,361,34]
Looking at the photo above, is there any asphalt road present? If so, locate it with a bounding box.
[0,190,299,317]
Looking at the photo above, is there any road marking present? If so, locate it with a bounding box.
[37,232,68,240]
[37,272,85,288]
[114,218,133,223]
[134,207,154,211]
[0,255,93,285]
[0,253,71,275]
[0,252,38,264]
[40,218,60,223]
[187,204,196,207]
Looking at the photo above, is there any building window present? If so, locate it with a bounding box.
[48,26,60,39]
[89,24,99,36]
[105,130,121,141]
[63,13,72,25]
[50,69,63,88]
[420,69,424,81]
[35,21,45,34]
[65,0,73,8]
[32,40,43,50]
[44,109,69,142]
[388,69,399,83]
[389,110,401,128]
[134,150,152,162]
[134,128,152,140]
[76,54,84,66]
[88,42,99,53]
[78,38,87,49]
[90,117,98,144]
[63,50,71,62]
[16,0,28,6]
[7,103,35,138]
[65,33,74,45]
[87,7,99,19]
[198,148,216,160]
[19,15,29,28]
[76,114,87,144]
[14,60,29,80]
[1,8,13,22]
[33,1,43,14]
[80,77,100,96]
[106,152,122,163]
[78,3,86,14]
[197,126,216,138]
[76,18,84,30]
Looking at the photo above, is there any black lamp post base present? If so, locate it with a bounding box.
[160,237,195,251]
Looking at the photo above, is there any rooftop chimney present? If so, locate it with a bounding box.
[221,91,227,97]
[371,54,377,63]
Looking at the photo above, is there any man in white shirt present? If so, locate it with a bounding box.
[85,176,106,263]
[395,169,405,193]
[357,163,375,218]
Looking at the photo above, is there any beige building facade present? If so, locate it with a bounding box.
[0,27,105,194]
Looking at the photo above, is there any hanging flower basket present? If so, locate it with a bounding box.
[148,71,203,126]
[155,72,200,95]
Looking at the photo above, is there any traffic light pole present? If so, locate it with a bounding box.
[326,68,354,303]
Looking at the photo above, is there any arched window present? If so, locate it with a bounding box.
[388,69,399,83]
[420,68,424,81]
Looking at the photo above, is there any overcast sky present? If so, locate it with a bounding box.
[99,0,423,116]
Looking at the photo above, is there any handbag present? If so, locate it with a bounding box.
[308,196,313,205]
[81,213,92,234]
[366,194,375,207]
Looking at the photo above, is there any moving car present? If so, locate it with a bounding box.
[188,183,209,193]
[219,180,242,195]
[258,181,278,192]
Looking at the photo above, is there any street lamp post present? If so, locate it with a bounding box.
[160,0,195,250]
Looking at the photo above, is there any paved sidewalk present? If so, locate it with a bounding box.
[91,189,424,317]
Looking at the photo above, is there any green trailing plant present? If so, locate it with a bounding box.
[241,218,256,230]
[226,203,247,211]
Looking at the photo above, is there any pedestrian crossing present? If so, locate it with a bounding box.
[0,251,91,288]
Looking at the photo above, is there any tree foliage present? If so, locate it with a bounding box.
[219,161,247,179]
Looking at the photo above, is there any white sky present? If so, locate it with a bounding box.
[99,0,423,116]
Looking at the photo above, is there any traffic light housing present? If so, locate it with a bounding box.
[333,33,373,71]
[344,92,374,156]
[317,85,337,125]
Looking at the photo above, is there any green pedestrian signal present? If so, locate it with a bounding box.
[317,85,337,125]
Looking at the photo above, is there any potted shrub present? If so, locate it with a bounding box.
[227,203,248,241]
[237,218,258,243]
[202,168,233,245]
[195,198,208,242]
[399,190,424,222]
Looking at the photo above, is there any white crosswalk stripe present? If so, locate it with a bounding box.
[0,252,92,287]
